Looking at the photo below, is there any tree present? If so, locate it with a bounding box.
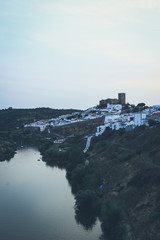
[71,164,85,191]
[75,189,98,213]
[137,103,145,107]
[101,199,125,240]
[66,145,84,172]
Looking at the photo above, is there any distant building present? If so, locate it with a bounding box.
[99,98,119,107]
[99,93,126,107]
[118,93,126,105]
[134,113,146,126]
[105,114,120,123]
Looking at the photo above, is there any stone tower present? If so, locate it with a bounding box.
[118,93,126,105]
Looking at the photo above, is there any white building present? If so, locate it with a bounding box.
[111,122,121,130]
[105,114,120,124]
[105,104,122,113]
[96,125,107,136]
[120,113,134,122]
[134,113,146,126]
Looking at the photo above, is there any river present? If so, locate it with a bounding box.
[0,146,102,240]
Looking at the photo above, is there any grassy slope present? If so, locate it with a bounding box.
[88,126,160,240]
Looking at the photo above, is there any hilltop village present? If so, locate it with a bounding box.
[1,95,160,240]
[24,93,160,139]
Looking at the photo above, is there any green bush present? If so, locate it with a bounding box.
[82,173,100,190]
[66,145,84,172]
[84,163,103,189]
[69,162,103,193]
[75,189,98,213]
[70,164,86,191]
[75,209,97,230]
[101,199,126,240]
[39,140,53,153]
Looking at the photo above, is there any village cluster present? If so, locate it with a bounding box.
[95,104,160,136]
[24,110,103,132]
[24,102,160,137]
[24,93,160,139]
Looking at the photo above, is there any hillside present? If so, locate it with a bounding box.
[0,107,80,160]
[38,118,160,240]
[0,107,80,131]
[50,116,104,138]
[87,126,160,240]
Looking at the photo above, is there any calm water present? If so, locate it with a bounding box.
[0,147,101,240]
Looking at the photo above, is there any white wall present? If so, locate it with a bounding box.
[105,114,120,123]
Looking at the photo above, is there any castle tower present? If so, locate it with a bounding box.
[118,93,126,105]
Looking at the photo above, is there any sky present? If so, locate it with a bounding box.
[0,0,160,110]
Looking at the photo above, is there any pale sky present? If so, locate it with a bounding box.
[0,0,160,110]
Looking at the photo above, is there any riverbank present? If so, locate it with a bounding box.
[39,139,126,240]
[0,146,102,240]
[40,125,160,240]
[0,139,16,161]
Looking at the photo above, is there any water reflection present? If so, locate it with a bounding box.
[0,147,101,240]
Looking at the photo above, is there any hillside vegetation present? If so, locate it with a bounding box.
[39,124,160,240]
[88,126,160,240]
[0,107,80,160]
[0,107,80,131]
[0,139,16,161]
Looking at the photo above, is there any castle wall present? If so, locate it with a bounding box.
[99,93,126,107]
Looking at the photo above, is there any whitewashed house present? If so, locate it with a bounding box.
[134,113,146,126]
[106,104,122,113]
[111,122,121,130]
[105,114,120,124]
[120,113,134,122]
[96,125,107,136]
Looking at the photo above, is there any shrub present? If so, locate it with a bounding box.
[45,145,59,158]
[75,190,98,213]
[66,145,84,172]
[75,209,97,230]
[70,164,86,191]
[101,199,126,240]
